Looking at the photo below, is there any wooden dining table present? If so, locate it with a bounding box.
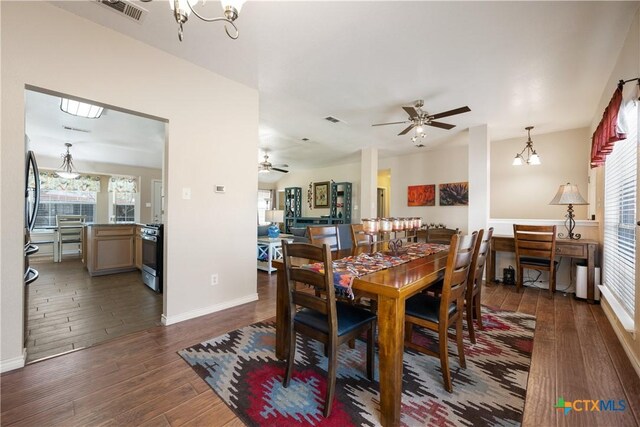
[273,242,450,427]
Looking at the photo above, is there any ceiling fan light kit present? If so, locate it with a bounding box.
[512,126,541,166]
[258,153,289,174]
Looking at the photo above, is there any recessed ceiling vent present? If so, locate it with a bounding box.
[95,0,148,23]
[324,116,343,124]
[63,126,91,133]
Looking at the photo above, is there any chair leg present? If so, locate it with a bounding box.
[466,300,476,344]
[348,338,355,349]
[475,295,484,331]
[324,341,337,418]
[456,316,466,369]
[283,328,297,387]
[516,267,523,292]
[549,269,556,299]
[366,324,375,381]
[439,323,452,393]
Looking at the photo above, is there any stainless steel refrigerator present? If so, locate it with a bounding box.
[24,149,40,285]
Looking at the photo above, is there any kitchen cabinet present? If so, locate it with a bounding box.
[85,225,136,276]
[134,225,142,270]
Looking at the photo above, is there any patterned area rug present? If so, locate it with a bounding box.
[179,307,535,427]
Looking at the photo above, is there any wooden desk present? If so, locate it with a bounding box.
[487,236,599,303]
[274,243,449,427]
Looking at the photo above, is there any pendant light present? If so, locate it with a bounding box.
[56,143,80,179]
[512,126,541,166]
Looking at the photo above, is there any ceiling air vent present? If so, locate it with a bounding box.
[324,116,343,124]
[95,0,148,23]
[63,126,91,133]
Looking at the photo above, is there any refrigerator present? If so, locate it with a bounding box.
[24,149,40,286]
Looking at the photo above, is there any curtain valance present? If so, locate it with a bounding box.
[591,87,626,168]
[36,171,101,192]
[108,176,138,193]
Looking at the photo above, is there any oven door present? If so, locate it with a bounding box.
[141,234,158,275]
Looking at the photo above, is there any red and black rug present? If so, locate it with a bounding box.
[179,307,535,426]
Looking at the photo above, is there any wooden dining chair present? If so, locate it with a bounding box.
[307,225,341,251]
[404,231,477,393]
[426,227,461,244]
[282,241,377,417]
[350,224,371,247]
[513,224,558,298]
[465,227,493,344]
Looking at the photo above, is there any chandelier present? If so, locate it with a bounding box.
[56,143,80,179]
[137,0,245,41]
[512,126,541,166]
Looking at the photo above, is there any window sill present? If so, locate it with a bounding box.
[599,285,636,333]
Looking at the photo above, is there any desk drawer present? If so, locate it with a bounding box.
[557,244,586,258]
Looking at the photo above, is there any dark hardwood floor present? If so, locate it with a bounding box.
[2,273,639,426]
[25,259,163,362]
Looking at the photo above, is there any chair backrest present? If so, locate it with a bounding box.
[56,215,86,239]
[350,224,371,247]
[427,227,460,244]
[466,227,494,298]
[56,215,86,226]
[513,224,556,262]
[307,225,341,251]
[440,232,478,318]
[282,242,337,335]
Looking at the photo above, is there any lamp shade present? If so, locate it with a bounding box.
[265,209,284,223]
[549,183,588,205]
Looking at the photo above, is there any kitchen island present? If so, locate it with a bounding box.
[84,224,142,276]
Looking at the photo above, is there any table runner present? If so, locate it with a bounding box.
[303,242,448,298]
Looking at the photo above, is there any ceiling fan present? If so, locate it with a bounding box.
[258,153,289,174]
[372,100,471,136]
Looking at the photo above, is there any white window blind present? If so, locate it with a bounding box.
[603,100,637,318]
[257,189,272,225]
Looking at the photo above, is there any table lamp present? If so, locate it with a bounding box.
[549,183,588,240]
[265,209,284,238]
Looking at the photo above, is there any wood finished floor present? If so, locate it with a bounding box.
[2,274,639,426]
[25,259,163,363]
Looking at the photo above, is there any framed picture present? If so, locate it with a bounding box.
[313,181,330,208]
[439,182,469,206]
[407,184,435,206]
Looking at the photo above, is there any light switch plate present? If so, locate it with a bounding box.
[215,185,225,193]
[145,202,151,208]
[182,187,191,199]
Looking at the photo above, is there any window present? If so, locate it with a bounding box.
[35,190,96,228]
[257,189,272,225]
[112,191,136,223]
[603,99,637,319]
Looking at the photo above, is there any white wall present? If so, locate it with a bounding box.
[1,3,259,369]
[276,162,362,222]
[379,145,469,233]
[491,127,591,220]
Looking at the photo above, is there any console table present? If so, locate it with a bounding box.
[257,235,294,274]
[487,236,599,303]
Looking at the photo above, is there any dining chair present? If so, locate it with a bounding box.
[56,214,86,262]
[282,241,377,417]
[404,231,478,393]
[350,224,371,247]
[513,224,558,298]
[307,225,341,251]
[426,226,460,244]
[465,227,493,344]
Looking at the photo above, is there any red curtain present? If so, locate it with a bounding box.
[590,87,626,168]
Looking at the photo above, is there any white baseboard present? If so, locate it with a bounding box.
[0,348,27,373]
[600,299,640,379]
[161,293,259,326]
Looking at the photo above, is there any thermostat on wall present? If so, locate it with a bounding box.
[215,185,226,193]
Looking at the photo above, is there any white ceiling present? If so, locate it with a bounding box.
[25,89,165,170]
[50,1,638,182]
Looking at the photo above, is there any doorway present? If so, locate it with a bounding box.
[24,86,167,363]
[377,188,386,218]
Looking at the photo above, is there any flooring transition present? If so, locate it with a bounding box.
[25,258,163,362]
[1,274,639,426]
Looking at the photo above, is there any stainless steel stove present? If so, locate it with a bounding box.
[141,223,163,293]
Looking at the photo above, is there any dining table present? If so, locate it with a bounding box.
[273,241,450,427]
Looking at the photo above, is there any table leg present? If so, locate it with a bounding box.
[267,244,274,274]
[377,294,404,427]
[275,265,289,360]
[587,243,596,304]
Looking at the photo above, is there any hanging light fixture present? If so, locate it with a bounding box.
[410,120,426,143]
[134,0,245,41]
[56,143,80,179]
[512,126,541,166]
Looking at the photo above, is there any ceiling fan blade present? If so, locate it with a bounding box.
[372,120,410,127]
[427,121,456,130]
[272,168,289,173]
[398,124,415,136]
[273,164,289,168]
[429,106,471,120]
[402,106,419,119]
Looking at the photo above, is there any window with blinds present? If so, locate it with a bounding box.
[257,189,272,225]
[603,99,637,318]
